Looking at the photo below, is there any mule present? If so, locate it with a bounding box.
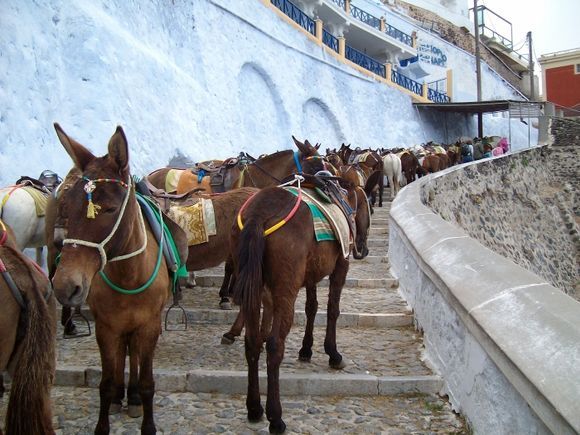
[230,177,370,433]
[1,219,57,435]
[382,153,403,198]
[146,137,324,299]
[50,123,188,435]
[146,137,322,194]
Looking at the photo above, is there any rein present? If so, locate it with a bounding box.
[237,175,304,236]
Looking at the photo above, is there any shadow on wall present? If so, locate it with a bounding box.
[237,62,290,153]
[301,98,345,147]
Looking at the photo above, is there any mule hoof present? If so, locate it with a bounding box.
[221,333,235,345]
[219,300,232,310]
[298,355,311,363]
[247,404,264,422]
[269,419,286,433]
[330,358,347,370]
[109,403,122,414]
[127,404,143,418]
[64,323,78,336]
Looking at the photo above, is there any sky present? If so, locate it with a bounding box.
[477,0,580,59]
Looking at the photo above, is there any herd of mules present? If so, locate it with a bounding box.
[2,123,474,433]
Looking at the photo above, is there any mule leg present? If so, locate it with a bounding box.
[186,271,196,288]
[61,306,77,336]
[265,300,294,434]
[0,373,4,398]
[218,259,234,310]
[244,312,264,422]
[221,311,244,345]
[298,284,318,362]
[110,339,127,414]
[135,326,162,435]
[95,328,122,435]
[325,257,349,369]
[378,170,384,207]
[127,338,143,418]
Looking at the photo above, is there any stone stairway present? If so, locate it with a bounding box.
[1,199,467,433]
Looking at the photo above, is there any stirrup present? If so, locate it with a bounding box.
[63,307,92,339]
[164,289,188,331]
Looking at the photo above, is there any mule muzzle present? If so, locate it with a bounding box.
[52,268,91,307]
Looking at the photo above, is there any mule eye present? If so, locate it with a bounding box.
[102,207,117,214]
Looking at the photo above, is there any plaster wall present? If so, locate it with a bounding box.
[0,0,534,187]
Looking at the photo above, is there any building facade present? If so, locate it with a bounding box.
[539,48,580,116]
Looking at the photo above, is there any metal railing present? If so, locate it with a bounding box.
[428,78,447,93]
[271,0,315,36]
[345,45,385,77]
[329,0,346,9]
[385,23,413,47]
[350,4,381,30]
[391,69,423,96]
[427,88,450,103]
[322,29,339,53]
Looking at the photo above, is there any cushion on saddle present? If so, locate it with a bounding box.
[285,187,351,258]
[167,198,216,246]
[176,170,212,195]
[23,186,49,217]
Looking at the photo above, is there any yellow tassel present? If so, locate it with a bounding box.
[87,200,101,219]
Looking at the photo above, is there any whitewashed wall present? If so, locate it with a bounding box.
[0,0,533,187]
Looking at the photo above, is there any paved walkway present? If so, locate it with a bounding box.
[1,199,468,433]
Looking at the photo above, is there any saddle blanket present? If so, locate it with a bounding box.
[165,169,212,195]
[167,198,217,246]
[0,185,48,217]
[285,187,351,259]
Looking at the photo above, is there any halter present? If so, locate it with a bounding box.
[237,175,304,236]
[62,175,147,273]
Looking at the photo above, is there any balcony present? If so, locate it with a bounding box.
[296,0,417,63]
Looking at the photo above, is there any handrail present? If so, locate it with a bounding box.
[350,4,381,30]
[329,0,346,9]
[345,45,386,78]
[271,0,315,36]
[322,28,339,53]
[427,88,450,103]
[385,23,413,47]
[391,69,423,96]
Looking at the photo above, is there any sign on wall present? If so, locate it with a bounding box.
[418,44,448,67]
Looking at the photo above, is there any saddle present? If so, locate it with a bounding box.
[188,157,241,193]
[14,176,52,194]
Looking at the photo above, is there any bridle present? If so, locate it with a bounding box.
[62,175,148,273]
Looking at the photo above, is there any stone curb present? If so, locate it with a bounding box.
[61,308,412,328]
[54,367,443,396]
[194,275,397,288]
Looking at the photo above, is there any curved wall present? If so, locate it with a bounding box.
[389,148,580,434]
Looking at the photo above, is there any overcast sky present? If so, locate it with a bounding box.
[477,0,580,59]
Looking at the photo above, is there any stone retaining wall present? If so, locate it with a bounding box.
[424,147,579,299]
[388,151,580,434]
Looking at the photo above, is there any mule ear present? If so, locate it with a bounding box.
[107,126,130,174]
[292,135,304,150]
[303,140,319,156]
[53,123,95,171]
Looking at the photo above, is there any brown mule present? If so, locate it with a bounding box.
[146,137,325,305]
[50,124,188,435]
[1,220,57,435]
[229,178,371,433]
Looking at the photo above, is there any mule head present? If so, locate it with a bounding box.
[51,124,133,306]
[291,136,325,175]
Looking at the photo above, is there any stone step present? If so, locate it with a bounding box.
[370,226,389,235]
[371,217,389,226]
[54,323,438,396]
[194,274,395,289]
[0,387,466,433]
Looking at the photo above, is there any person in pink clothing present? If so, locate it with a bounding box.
[492,145,504,157]
[498,137,509,153]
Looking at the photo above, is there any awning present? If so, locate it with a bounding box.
[413,100,544,117]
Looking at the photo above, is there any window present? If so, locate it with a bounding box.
[576,64,580,74]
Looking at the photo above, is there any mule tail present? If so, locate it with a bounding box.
[5,261,56,435]
[232,219,265,331]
